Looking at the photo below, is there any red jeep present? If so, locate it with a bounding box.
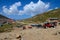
[43,22,54,28]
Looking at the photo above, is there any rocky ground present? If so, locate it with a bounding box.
[0,26,60,40]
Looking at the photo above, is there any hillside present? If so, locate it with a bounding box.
[21,8,60,23]
[0,14,9,19]
[0,14,9,24]
[0,14,15,33]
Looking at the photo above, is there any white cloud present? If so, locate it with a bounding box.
[48,7,59,11]
[19,0,50,16]
[3,2,21,15]
[55,7,58,9]
[48,9,53,11]
[2,0,50,17]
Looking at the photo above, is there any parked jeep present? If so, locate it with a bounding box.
[43,22,55,28]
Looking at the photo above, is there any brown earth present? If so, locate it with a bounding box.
[0,26,60,40]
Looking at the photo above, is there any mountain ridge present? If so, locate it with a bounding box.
[20,8,60,23]
[0,14,9,19]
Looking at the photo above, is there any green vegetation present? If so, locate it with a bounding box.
[22,8,60,23]
[0,14,16,33]
[0,24,13,33]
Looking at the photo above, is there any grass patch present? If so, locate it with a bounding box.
[0,24,13,33]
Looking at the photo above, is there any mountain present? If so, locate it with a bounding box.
[0,14,9,19]
[0,14,10,24]
[21,8,60,23]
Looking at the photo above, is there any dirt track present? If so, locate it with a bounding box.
[0,26,60,40]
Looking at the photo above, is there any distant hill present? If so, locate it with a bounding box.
[0,14,9,23]
[21,8,60,23]
[0,14,9,19]
[0,14,15,32]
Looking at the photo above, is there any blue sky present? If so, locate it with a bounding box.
[0,0,60,20]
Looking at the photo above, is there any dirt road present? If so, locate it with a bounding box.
[0,26,60,40]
